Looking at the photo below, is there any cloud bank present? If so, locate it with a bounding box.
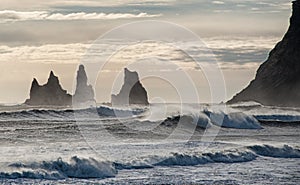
[0,10,162,22]
[0,36,279,70]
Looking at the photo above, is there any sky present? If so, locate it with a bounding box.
[0,0,294,104]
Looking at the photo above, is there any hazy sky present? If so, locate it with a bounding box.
[0,0,294,104]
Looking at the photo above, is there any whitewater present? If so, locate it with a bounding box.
[0,103,300,184]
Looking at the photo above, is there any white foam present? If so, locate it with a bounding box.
[1,156,116,179]
[205,110,262,129]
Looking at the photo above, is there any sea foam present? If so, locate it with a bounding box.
[1,156,116,180]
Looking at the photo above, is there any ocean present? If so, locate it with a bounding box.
[0,103,299,184]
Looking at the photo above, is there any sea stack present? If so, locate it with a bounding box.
[25,71,72,106]
[25,64,95,106]
[73,64,95,104]
[228,0,300,107]
[111,68,149,106]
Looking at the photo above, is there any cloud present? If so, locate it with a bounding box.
[0,36,279,71]
[0,10,162,22]
[212,1,225,5]
[0,0,175,9]
[46,12,162,20]
[0,10,48,21]
[203,36,279,50]
[219,62,260,70]
[213,10,232,13]
[0,43,89,64]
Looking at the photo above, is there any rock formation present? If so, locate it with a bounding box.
[73,65,95,104]
[25,64,95,106]
[25,71,72,106]
[228,0,300,107]
[111,68,149,106]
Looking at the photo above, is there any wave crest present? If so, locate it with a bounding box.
[248,144,300,158]
[1,156,116,180]
[1,145,300,179]
[114,150,257,170]
[0,106,145,120]
[161,110,262,130]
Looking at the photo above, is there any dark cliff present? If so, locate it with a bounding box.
[228,0,300,107]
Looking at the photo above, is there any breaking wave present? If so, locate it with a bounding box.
[254,115,300,122]
[0,106,145,121]
[0,156,116,180]
[114,144,300,170]
[115,144,300,170]
[2,104,300,130]
[153,151,257,166]
[248,144,300,158]
[114,150,257,170]
[203,110,262,129]
[1,145,299,180]
[162,110,262,129]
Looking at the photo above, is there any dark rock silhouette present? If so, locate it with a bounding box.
[25,64,95,106]
[25,71,72,106]
[73,65,95,104]
[111,68,149,106]
[228,0,300,107]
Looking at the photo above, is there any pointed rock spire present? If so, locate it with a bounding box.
[73,64,95,104]
[47,71,60,85]
[111,68,149,106]
[32,78,39,87]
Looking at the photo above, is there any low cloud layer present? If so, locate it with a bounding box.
[0,10,161,22]
[0,36,279,70]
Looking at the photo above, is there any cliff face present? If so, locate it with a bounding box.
[73,65,95,104]
[228,0,300,107]
[111,68,149,106]
[25,71,72,106]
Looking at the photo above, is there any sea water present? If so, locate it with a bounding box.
[0,103,299,184]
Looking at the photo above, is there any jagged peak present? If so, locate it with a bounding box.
[124,68,139,85]
[49,71,54,76]
[124,68,138,76]
[26,70,72,106]
[32,78,40,86]
[124,68,136,74]
[46,70,60,86]
[125,68,136,73]
[48,71,58,79]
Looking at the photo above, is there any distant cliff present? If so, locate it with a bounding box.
[228,0,300,107]
[25,64,95,106]
[25,71,72,106]
[111,68,149,106]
